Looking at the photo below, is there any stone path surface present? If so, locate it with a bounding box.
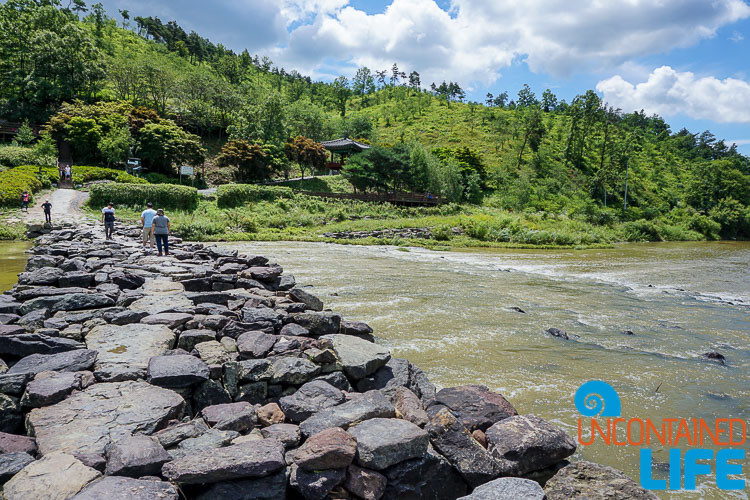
[0,222,656,499]
[21,188,91,225]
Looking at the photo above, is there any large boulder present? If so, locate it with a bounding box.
[7,350,97,377]
[382,444,468,500]
[300,391,396,437]
[349,418,429,471]
[432,385,517,432]
[194,470,287,500]
[279,380,346,423]
[177,329,216,351]
[0,334,84,357]
[18,267,64,286]
[105,434,171,477]
[292,427,357,471]
[237,331,277,359]
[289,312,341,335]
[70,476,179,500]
[147,354,210,388]
[544,461,659,500]
[2,451,100,500]
[289,288,324,312]
[485,415,576,476]
[458,477,546,500]
[19,293,114,315]
[425,408,502,487]
[26,381,185,457]
[161,439,285,484]
[269,357,320,385]
[392,387,429,426]
[320,334,390,380]
[260,423,301,448]
[289,464,346,500]
[21,371,90,408]
[85,324,175,381]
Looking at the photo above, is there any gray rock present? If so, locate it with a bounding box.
[86,324,175,382]
[105,434,171,477]
[141,312,193,328]
[201,402,257,433]
[269,356,321,385]
[21,371,89,408]
[0,325,24,336]
[280,323,310,337]
[340,320,374,338]
[0,314,20,325]
[162,439,285,484]
[383,444,468,500]
[289,288,324,312]
[279,380,346,423]
[290,463,346,500]
[458,477,546,500]
[0,297,21,315]
[0,333,84,357]
[153,418,209,448]
[321,334,390,380]
[349,418,429,470]
[27,381,185,456]
[192,379,232,413]
[358,358,436,404]
[195,470,287,500]
[237,331,277,358]
[8,349,97,377]
[241,306,283,328]
[110,310,149,326]
[19,293,114,315]
[147,354,210,388]
[289,312,341,335]
[58,272,95,288]
[0,452,35,483]
[18,267,64,286]
[2,451,101,500]
[433,385,518,432]
[14,287,91,302]
[485,415,576,476]
[544,461,659,500]
[178,329,217,351]
[0,374,29,396]
[24,255,62,271]
[194,340,230,366]
[545,327,569,339]
[235,381,268,404]
[0,394,21,432]
[344,464,387,500]
[70,476,179,500]
[260,423,301,448]
[292,427,357,470]
[425,408,502,487]
[300,390,396,437]
[314,371,353,392]
[16,309,48,331]
[170,428,239,459]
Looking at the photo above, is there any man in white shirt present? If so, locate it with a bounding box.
[140,202,157,252]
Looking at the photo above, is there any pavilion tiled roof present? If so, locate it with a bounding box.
[321,138,371,152]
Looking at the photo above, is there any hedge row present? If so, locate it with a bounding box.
[0,146,54,168]
[217,184,295,208]
[89,183,199,210]
[0,168,43,207]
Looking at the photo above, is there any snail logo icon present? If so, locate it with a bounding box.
[574,380,621,417]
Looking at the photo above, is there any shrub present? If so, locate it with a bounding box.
[143,172,207,189]
[89,183,199,210]
[0,168,43,207]
[217,184,294,208]
[432,224,453,241]
[0,146,54,168]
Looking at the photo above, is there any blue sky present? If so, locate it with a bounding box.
[98,0,750,153]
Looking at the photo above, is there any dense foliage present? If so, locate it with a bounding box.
[216,184,294,208]
[1,0,749,241]
[88,182,199,210]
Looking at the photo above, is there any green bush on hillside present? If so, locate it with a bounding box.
[0,168,42,207]
[0,146,54,168]
[217,184,295,208]
[89,183,199,210]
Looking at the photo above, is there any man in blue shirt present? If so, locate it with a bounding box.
[140,202,157,252]
[101,202,115,240]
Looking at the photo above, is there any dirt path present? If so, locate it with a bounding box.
[22,188,92,225]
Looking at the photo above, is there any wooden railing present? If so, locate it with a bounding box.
[296,190,443,206]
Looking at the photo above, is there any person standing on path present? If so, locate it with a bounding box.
[41,199,52,223]
[64,165,71,180]
[152,209,171,256]
[141,202,157,252]
[101,202,116,240]
[20,192,30,212]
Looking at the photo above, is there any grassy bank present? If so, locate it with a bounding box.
[83,184,718,249]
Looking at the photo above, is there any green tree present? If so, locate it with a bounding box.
[13,120,35,145]
[98,126,132,167]
[137,121,204,173]
[331,76,351,117]
[284,136,327,179]
[215,139,273,181]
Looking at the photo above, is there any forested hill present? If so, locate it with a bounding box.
[1,0,749,239]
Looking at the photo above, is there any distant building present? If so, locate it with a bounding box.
[321,138,370,174]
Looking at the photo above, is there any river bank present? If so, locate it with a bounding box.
[0,222,658,499]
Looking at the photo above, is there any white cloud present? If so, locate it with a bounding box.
[268,0,750,86]
[730,30,745,42]
[596,66,750,123]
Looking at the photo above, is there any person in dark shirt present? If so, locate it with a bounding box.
[101,202,116,240]
[41,200,52,223]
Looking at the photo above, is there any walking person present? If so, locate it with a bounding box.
[41,199,52,223]
[101,202,116,240]
[20,191,30,212]
[152,209,171,256]
[64,165,71,180]
[140,202,157,252]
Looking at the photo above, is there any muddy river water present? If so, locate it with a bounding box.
[222,240,749,499]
